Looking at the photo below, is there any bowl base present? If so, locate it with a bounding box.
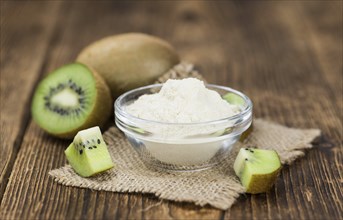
[137,143,233,172]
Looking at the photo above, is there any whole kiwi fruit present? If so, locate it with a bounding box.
[76,33,180,98]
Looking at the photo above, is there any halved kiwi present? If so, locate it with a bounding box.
[31,63,112,139]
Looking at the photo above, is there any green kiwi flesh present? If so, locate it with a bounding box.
[76,33,180,98]
[222,92,253,141]
[223,93,245,106]
[65,126,114,177]
[233,148,281,194]
[31,63,112,139]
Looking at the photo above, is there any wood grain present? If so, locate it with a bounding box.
[0,1,342,219]
[0,1,61,199]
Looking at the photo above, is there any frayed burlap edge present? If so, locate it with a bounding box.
[49,119,320,210]
[154,61,207,84]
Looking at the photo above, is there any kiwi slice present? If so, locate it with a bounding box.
[233,148,282,194]
[31,63,112,139]
[65,126,114,177]
[76,33,180,98]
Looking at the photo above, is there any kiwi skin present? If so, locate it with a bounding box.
[245,166,282,194]
[32,63,112,139]
[239,123,253,142]
[76,33,180,98]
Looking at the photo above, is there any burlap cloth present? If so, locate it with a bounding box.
[49,63,321,210]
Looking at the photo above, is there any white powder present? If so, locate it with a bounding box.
[125,78,242,166]
[126,78,240,123]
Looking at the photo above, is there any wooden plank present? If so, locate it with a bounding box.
[299,1,343,125]
[206,1,342,219]
[0,1,61,199]
[275,2,343,219]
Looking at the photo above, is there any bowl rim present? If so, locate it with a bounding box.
[114,83,253,126]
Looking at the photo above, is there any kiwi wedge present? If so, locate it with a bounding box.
[65,126,114,177]
[223,93,245,106]
[76,33,180,98]
[222,92,253,141]
[31,63,112,139]
[233,148,282,194]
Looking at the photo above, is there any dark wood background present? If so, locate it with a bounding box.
[1,1,342,219]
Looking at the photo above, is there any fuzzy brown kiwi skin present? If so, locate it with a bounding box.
[53,65,112,139]
[76,33,180,98]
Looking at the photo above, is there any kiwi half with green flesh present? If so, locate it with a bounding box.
[222,92,253,141]
[234,148,282,194]
[31,63,112,139]
[76,33,180,98]
[65,126,114,177]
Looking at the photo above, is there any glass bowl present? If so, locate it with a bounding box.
[114,84,253,171]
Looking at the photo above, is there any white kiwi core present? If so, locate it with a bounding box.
[51,89,79,107]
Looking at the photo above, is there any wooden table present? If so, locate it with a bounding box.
[1,1,342,219]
